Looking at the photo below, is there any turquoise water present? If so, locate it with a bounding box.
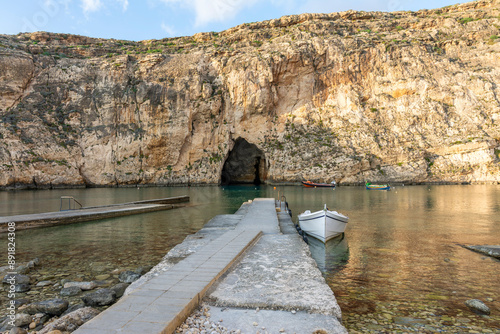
[1,185,499,331]
[0,186,271,278]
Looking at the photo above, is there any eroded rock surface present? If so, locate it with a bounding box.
[0,0,499,188]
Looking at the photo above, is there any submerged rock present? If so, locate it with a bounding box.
[3,274,30,285]
[36,281,53,287]
[118,271,141,283]
[465,299,490,315]
[13,313,32,327]
[463,245,500,259]
[22,299,69,316]
[135,266,153,276]
[16,265,30,275]
[60,304,85,317]
[81,288,116,306]
[32,313,51,326]
[13,299,30,308]
[37,307,100,334]
[63,281,97,291]
[8,327,27,334]
[60,286,82,297]
[15,284,31,293]
[94,274,110,281]
[28,258,40,268]
[111,283,129,298]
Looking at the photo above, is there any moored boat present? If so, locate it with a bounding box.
[365,182,390,190]
[298,204,348,243]
[301,180,336,188]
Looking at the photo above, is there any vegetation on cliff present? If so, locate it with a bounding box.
[0,0,499,188]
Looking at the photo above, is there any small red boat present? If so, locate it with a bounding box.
[302,180,336,188]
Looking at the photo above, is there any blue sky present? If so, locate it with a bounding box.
[0,0,469,41]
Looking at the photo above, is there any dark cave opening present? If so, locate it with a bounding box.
[220,138,267,186]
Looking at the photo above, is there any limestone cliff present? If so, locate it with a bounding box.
[0,0,499,188]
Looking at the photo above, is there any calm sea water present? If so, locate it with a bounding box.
[0,185,499,331]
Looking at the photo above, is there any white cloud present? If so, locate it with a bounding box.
[81,0,103,13]
[80,0,128,14]
[195,0,249,26]
[161,22,176,36]
[116,0,129,11]
[158,0,259,26]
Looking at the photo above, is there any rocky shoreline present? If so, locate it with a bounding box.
[1,236,498,332]
[463,245,500,259]
[1,180,499,191]
[0,258,153,333]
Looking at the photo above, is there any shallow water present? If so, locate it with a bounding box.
[285,184,500,332]
[0,185,271,271]
[0,184,499,332]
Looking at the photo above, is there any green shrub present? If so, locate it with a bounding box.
[458,17,475,24]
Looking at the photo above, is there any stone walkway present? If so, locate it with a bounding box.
[73,199,279,334]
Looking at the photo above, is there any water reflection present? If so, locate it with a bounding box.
[0,185,499,331]
[307,234,350,272]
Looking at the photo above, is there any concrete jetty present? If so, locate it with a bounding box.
[74,198,347,334]
[463,245,500,259]
[0,196,189,232]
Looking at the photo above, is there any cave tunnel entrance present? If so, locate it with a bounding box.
[220,138,267,186]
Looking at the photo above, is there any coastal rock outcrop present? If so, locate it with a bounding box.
[0,0,499,187]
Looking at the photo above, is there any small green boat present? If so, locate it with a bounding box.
[365,182,390,190]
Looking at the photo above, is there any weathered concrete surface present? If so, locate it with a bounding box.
[236,198,281,234]
[72,198,346,333]
[0,196,188,232]
[187,199,346,333]
[207,234,342,319]
[206,306,347,334]
[125,213,245,295]
[463,245,500,259]
[278,211,298,235]
[75,228,262,334]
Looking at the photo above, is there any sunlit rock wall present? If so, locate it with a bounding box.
[0,0,499,188]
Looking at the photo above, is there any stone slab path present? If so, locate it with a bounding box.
[73,199,281,334]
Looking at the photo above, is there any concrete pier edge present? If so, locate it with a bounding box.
[0,196,189,232]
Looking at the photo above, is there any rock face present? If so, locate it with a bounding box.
[0,0,499,188]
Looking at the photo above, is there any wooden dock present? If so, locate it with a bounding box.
[0,196,189,232]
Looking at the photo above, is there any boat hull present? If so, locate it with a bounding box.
[298,210,348,243]
[302,181,335,188]
[365,183,390,190]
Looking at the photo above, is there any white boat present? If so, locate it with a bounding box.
[298,204,349,243]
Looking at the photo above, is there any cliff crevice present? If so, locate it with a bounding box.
[0,0,499,188]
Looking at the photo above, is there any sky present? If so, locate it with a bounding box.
[0,0,470,41]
